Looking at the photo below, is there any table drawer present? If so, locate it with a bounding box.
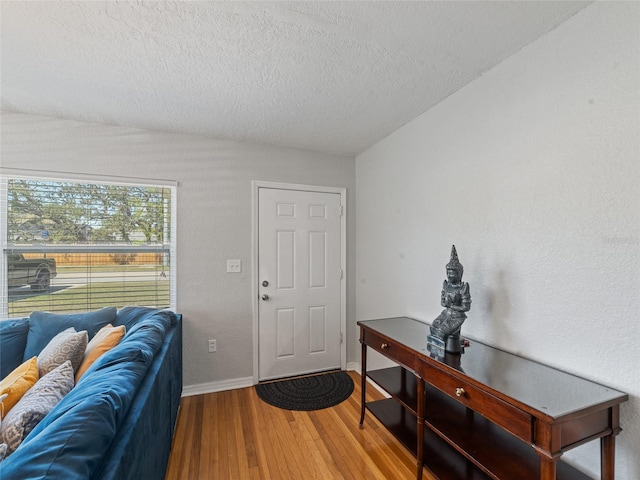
[418,358,533,442]
[363,329,416,371]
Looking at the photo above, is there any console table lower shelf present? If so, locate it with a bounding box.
[366,367,593,480]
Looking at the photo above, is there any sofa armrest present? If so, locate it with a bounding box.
[94,315,182,480]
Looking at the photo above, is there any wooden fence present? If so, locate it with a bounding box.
[23,252,165,266]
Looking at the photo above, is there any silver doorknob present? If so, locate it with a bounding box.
[261,294,270,301]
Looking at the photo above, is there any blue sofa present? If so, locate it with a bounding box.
[0,306,182,480]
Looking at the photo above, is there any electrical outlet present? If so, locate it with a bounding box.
[226,259,241,273]
[208,339,217,352]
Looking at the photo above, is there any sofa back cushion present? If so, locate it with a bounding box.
[113,306,158,331]
[0,319,30,379]
[23,307,116,360]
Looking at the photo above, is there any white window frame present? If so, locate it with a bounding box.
[0,168,177,318]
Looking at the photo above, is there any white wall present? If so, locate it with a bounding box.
[356,2,639,478]
[0,111,357,391]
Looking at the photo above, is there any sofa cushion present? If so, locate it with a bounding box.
[0,357,38,419]
[38,328,88,376]
[0,361,74,456]
[23,307,116,360]
[0,319,30,379]
[114,306,160,331]
[75,324,125,381]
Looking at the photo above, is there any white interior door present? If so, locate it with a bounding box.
[258,187,342,381]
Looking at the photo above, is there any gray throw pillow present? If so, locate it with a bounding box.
[0,361,74,456]
[37,328,88,376]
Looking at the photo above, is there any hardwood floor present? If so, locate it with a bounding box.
[165,370,435,480]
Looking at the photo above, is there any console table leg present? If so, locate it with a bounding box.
[601,434,615,480]
[359,342,367,428]
[539,458,557,480]
[416,378,425,480]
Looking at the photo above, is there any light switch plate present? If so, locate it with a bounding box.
[227,259,241,273]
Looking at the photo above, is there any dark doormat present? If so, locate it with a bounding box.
[255,370,354,411]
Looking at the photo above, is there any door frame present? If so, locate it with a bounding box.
[252,180,347,385]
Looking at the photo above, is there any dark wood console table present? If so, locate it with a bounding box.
[358,317,628,480]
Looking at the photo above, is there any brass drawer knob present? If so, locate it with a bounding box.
[381,343,389,350]
[455,387,466,397]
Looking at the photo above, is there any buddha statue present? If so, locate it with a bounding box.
[428,245,471,353]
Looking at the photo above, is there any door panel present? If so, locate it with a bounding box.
[276,230,295,289]
[258,188,341,381]
[309,232,326,288]
[276,308,295,357]
[309,306,327,353]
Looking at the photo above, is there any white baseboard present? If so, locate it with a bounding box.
[182,365,369,398]
[182,376,254,397]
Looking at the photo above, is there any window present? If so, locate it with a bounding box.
[0,171,176,318]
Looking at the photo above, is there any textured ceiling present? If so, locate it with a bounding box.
[1,1,591,156]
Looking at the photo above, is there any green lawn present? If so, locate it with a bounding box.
[8,281,170,316]
[57,265,167,274]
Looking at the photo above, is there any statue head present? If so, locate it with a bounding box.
[446,245,463,283]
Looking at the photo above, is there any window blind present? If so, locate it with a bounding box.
[0,174,176,318]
